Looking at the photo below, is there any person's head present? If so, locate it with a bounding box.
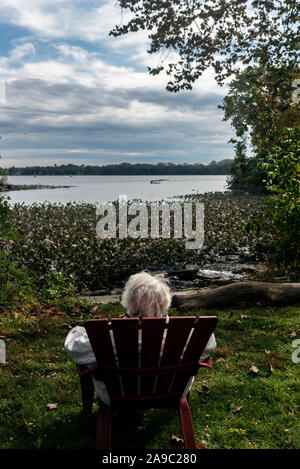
[121,271,171,318]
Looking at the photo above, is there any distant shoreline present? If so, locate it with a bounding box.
[1,160,232,176]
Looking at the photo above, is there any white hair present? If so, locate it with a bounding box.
[121,271,171,318]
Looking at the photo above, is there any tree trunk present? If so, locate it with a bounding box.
[171,282,300,311]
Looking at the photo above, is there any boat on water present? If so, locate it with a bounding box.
[150,179,168,184]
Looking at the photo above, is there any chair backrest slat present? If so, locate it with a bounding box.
[156,317,196,395]
[140,317,167,395]
[170,317,218,394]
[182,317,218,363]
[110,318,139,396]
[160,317,196,365]
[84,319,120,395]
[84,316,218,401]
[84,319,115,366]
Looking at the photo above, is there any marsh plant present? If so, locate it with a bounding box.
[7,193,271,292]
[0,195,28,306]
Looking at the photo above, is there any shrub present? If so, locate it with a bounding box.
[257,126,300,276]
[0,196,20,305]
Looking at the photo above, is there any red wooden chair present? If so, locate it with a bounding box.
[76,315,218,449]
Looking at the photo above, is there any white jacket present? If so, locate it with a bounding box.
[65,316,216,406]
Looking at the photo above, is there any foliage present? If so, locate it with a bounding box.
[0,196,28,307]
[221,66,300,154]
[110,1,299,91]
[221,65,299,193]
[0,198,25,306]
[39,271,76,300]
[256,127,300,275]
[0,196,14,299]
[226,140,267,192]
[8,194,269,292]
[0,196,12,239]
[0,143,20,304]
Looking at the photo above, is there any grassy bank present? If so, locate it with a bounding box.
[0,298,299,449]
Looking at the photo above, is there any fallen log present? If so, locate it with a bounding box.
[171,281,300,310]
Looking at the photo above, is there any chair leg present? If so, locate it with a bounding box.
[79,372,94,415]
[179,397,196,449]
[96,401,112,449]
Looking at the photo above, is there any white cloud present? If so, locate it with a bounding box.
[0,0,226,95]
[0,1,234,166]
[0,0,126,41]
[9,42,36,61]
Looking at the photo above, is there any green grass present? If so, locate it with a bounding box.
[0,299,299,449]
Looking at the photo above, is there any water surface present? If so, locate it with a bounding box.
[6,175,229,205]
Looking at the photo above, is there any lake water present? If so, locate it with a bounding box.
[6,175,229,205]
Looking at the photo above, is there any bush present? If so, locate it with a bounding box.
[257,126,300,276]
[0,196,20,305]
[39,271,76,300]
[226,141,267,193]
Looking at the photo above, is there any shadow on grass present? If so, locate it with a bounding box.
[111,408,180,449]
[39,408,180,449]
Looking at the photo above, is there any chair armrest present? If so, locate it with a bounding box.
[76,364,98,376]
[198,358,212,369]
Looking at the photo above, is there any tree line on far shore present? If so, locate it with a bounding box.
[0,159,232,176]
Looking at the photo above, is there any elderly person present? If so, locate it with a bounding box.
[65,271,216,406]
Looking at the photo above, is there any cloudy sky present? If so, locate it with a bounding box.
[0,0,235,167]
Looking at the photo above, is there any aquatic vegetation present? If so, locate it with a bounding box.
[7,193,271,291]
[1,184,73,192]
